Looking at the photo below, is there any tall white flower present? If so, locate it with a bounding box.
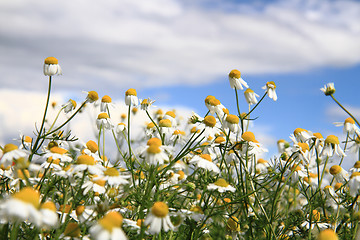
[228,69,248,90]
[262,81,277,101]
[125,88,139,106]
[144,202,174,234]
[43,57,62,76]
[244,88,259,105]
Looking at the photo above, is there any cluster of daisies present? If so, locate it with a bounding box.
[0,58,357,240]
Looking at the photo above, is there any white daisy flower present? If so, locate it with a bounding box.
[207,178,236,193]
[125,88,139,106]
[244,88,260,105]
[228,69,248,90]
[85,91,99,103]
[0,144,28,168]
[320,82,335,96]
[189,154,220,174]
[96,112,114,130]
[101,167,129,186]
[348,172,360,197]
[262,81,277,101]
[100,95,114,112]
[43,57,62,76]
[41,146,73,164]
[62,99,77,114]
[89,211,128,240]
[334,117,360,135]
[320,135,346,158]
[329,165,349,183]
[40,201,59,229]
[70,155,105,176]
[204,96,227,118]
[144,202,174,234]
[222,114,241,133]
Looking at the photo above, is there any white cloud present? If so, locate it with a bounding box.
[0,0,359,92]
[326,104,360,120]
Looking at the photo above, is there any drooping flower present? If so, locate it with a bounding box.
[144,202,174,234]
[334,117,360,135]
[125,88,139,106]
[262,81,277,101]
[62,99,77,113]
[320,135,346,158]
[89,211,128,240]
[207,178,236,193]
[43,57,62,76]
[244,88,259,105]
[97,112,114,130]
[228,69,248,90]
[101,95,114,112]
[320,83,335,96]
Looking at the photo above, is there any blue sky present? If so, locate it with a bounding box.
[0,0,359,159]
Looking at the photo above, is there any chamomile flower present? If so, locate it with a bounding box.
[329,165,349,183]
[125,88,138,106]
[348,172,360,197]
[292,128,313,143]
[350,161,360,173]
[189,154,220,173]
[348,136,360,153]
[334,117,360,135]
[163,111,177,126]
[0,187,42,227]
[244,88,259,105]
[85,91,99,103]
[262,81,277,101]
[228,69,248,90]
[207,178,236,193]
[317,229,338,240]
[140,98,156,111]
[143,144,169,166]
[41,146,73,164]
[320,83,335,96]
[101,167,129,186]
[100,95,114,112]
[222,114,240,133]
[40,201,58,229]
[144,202,174,234]
[0,144,28,168]
[96,113,114,130]
[320,135,346,158]
[82,178,106,195]
[43,57,62,76]
[71,155,104,175]
[204,96,226,118]
[89,211,128,240]
[62,99,77,114]
[199,115,221,138]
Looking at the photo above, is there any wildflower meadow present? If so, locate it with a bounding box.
[1,57,359,240]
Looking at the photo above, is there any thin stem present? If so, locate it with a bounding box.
[330,94,360,127]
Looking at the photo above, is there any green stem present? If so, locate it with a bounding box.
[330,94,360,127]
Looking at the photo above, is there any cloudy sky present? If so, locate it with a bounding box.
[0,0,359,160]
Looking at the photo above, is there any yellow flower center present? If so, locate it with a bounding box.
[266,81,276,89]
[93,179,106,187]
[87,91,99,101]
[132,107,138,114]
[325,135,339,145]
[125,88,137,96]
[13,187,40,209]
[166,111,176,118]
[242,131,256,142]
[76,155,95,165]
[173,130,185,136]
[317,229,338,240]
[222,108,229,115]
[257,159,268,164]
[214,178,229,187]
[137,219,144,227]
[102,95,112,103]
[229,69,241,79]
[227,216,240,232]
[311,210,321,222]
[159,119,172,128]
[178,170,185,180]
[345,117,355,124]
[200,154,212,162]
[104,167,120,177]
[44,57,58,64]
[313,132,323,139]
[334,182,342,190]
[190,205,203,213]
[244,88,254,94]
[293,128,306,135]
[47,157,60,165]
[98,112,109,119]
[354,161,360,168]
[208,98,220,106]
[147,138,162,146]
[151,202,169,218]
[351,172,360,179]
[147,122,155,129]
[24,136,32,143]
[297,142,309,152]
[70,99,77,108]
[329,165,342,175]
[76,205,85,216]
[215,136,225,144]
[226,114,239,124]
[50,146,68,155]
[141,99,148,105]
[64,222,80,237]
[191,126,200,134]
[86,140,98,153]
[203,115,217,128]
[41,201,56,212]
[101,211,123,229]
[3,143,18,153]
[204,95,216,105]
[147,145,161,154]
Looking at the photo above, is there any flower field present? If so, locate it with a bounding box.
[1,57,358,239]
